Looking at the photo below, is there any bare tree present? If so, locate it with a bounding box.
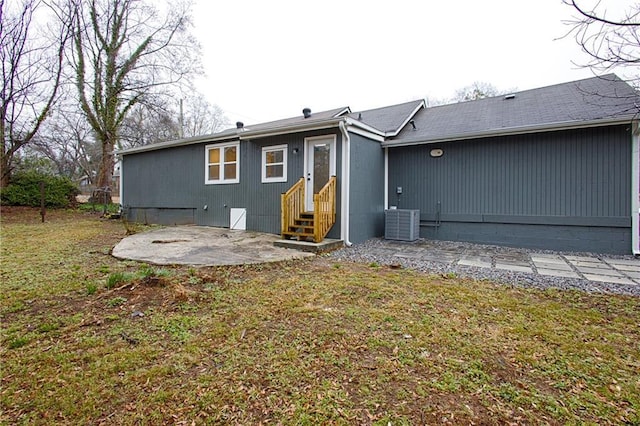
[424,82,513,107]
[32,108,99,182]
[563,1,640,73]
[119,99,180,149]
[119,93,229,148]
[0,0,71,187]
[453,82,504,102]
[63,0,201,199]
[181,93,229,137]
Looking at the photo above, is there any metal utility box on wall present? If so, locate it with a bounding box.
[385,209,420,241]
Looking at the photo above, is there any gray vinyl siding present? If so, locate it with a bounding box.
[387,125,633,253]
[122,129,342,238]
[348,133,385,242]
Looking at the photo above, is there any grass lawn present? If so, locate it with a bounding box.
[1,207,639,425]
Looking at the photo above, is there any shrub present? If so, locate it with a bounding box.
[0,172,79,208]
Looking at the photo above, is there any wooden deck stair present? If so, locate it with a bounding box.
[281,177,336,243]
[283,211,315,240]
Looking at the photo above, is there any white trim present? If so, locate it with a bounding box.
[384,147,389,210]
[118,158,123,206]
[346,124,385,142]
[333,107,352,117]
[632,122,640,255]
[245,120,344,141]
[339,122,352,246]
[205,141,240,184]
[261,144,288,183]
[304,134,337,211]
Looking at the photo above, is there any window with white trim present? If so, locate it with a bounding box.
[261,144,287,183]
[205,142,239,184]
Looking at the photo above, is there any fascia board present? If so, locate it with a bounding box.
[347,125,385,142]
[118,118,346,156]
[237,118,344,139]
[117,132,237,155]
[381,117,638,148]
[333,107,352,117]
[344,117,385,136]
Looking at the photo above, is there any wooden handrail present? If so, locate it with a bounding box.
[281,177,305,237]
[313,176,336,242]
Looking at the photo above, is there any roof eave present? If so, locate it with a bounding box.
[381,116,638,148]
[345,117,386,136]
[117,132,238,155]
[237,117,344,140]
[118,117,347,156]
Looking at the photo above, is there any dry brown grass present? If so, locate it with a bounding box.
[1,207,639,424]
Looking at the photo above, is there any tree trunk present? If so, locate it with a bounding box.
[1,150,12,188]
[91,138,114,204]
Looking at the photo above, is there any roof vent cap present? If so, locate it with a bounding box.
[236,121,244,129]
[503,94,516,100]
[302,108,312,119]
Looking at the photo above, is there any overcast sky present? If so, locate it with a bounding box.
[191,0,628,124]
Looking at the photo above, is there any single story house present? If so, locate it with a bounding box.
[118,74,640,254]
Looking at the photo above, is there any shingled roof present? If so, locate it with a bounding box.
[349,100,424,135]
[385,74,640,147]
[120,74,639,156]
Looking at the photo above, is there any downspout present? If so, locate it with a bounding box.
[118,156,124,208]
[339,121,352,246]
[632,121,640,255]
[384,147,389,209]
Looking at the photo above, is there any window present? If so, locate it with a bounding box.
[262,144,287,183]
[206,142,239,184]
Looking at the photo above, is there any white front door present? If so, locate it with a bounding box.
[304,135,336,211]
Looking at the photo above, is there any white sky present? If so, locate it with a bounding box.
[191,0,630,125]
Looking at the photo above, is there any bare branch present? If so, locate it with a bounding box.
[563,1,640,75]
[1,0,73,186]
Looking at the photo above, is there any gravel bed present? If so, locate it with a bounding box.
[328,238,640,297]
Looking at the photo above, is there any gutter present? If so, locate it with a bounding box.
[118,117,348,156]
[382,116,638,148]
[339,121,352,247]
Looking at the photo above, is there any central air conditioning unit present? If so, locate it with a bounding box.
[385,209,420,241]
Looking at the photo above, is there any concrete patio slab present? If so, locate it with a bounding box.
[495,263,533,273]
[458,257,492,268]
[583,274,636,285]
[569,260,608,268]
[603,262,640,272]
[112,226,314,266]
[530,254,566,264]
[532,260,574,271]
[620,271,640,280]
[537,268,580,278]
[602,258,640,266]
[564,255,600,262]
[574,266,621,277]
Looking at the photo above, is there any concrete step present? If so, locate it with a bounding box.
[274,238,344,253]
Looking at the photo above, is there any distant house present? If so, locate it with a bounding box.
[118,74,640,254]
